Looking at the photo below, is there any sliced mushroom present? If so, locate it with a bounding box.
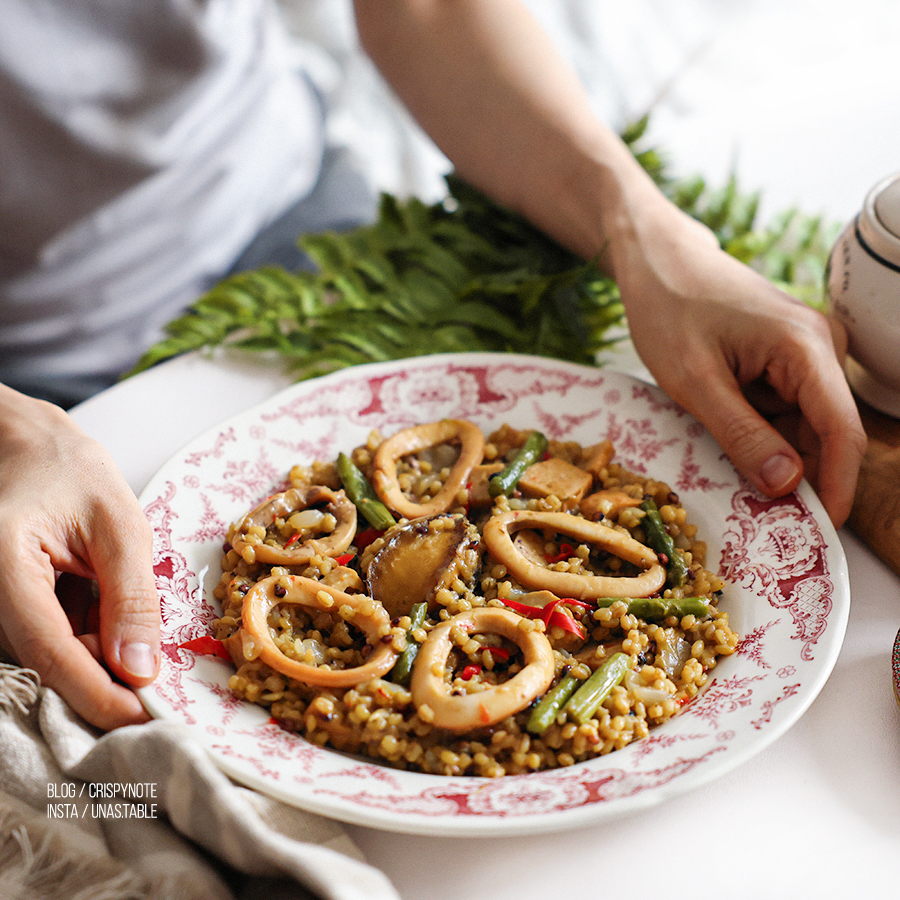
[509,589,559,609]
[372,419,485,519]
[319,565,365,593]
[579,439,615,478]
[483,510,666,599]
[410,607,555,732]
[365,513,481,619]
[579,489,643,521]
[230,485,356,566]
[511,528,548,567]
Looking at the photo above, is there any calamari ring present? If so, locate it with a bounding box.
[372,419,485,519]
[483,510,666,599]
[231,485,356,565]
[240,575,398,687]
[410,607,554,732]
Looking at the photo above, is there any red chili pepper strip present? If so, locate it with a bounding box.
[500,597,587,640]
[545,543,576,564]
[539,598,586,639]
[500,597,546,619]
[179,636,231,662]
[537,599,558,629]
[334,552,356,566]
[284,532,301,549]
[548,608,587,640]
[481,645,511,662]
[354,527,383,551]
[562,597,593,611]
[460,664,482,681]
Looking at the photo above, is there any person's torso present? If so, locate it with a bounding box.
[0,0,325,399]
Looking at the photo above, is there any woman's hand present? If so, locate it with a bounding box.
[605,191,867,527]
[0,384,159,730]
[354,0,867,528]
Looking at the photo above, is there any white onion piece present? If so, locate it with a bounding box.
[655,628,691,679]
[622,669,672,707]
[288,509,327,530]
[297,638,328,666]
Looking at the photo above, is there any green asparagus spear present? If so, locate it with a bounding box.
[564,652,630,725]
[337,452,397,531]
[640,497,689,588]
[627,596,709,621]
[488,430,548,497]
[388,602,428,686]
[595,596,711,621]
[526,671,581,735]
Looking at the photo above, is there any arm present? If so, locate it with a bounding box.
[353,0,866,526]
[0,384,159,729]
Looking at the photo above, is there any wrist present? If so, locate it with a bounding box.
[514,128,677,277]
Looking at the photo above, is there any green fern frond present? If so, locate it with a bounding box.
[128,116,835,380]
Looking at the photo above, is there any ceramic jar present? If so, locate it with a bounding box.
[828,172,900,417]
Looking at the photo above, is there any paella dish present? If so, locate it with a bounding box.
[209,419,737,777]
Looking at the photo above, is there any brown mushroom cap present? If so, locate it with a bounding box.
[364,513,481,619]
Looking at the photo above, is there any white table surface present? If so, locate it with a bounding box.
[71,350,900,900]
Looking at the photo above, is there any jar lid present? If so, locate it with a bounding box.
[860,172,900,268]
[874,177,900,240]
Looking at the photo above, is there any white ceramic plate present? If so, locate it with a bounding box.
[137,352,849,836]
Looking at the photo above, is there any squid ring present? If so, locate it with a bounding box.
[372,419,485,519]
[240,575,398,687]
[230,485,357,565]
[410,607,554,732]
[483,510,666,599]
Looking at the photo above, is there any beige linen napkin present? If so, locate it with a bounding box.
[0,664,399,900]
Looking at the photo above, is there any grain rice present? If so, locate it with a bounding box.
[211,421,737,777]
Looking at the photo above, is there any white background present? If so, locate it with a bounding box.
[280,0,900,225]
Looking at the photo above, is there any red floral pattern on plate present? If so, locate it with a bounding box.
[137,353,849,836]
[720,490,833,661]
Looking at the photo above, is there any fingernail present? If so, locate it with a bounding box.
[760,453,800,494]
[120,641,157,679]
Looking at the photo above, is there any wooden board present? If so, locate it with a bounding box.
[848,400,900,576]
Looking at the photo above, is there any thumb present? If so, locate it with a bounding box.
[89,509,161,687]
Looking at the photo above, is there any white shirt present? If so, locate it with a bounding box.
[0,0,324,400]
